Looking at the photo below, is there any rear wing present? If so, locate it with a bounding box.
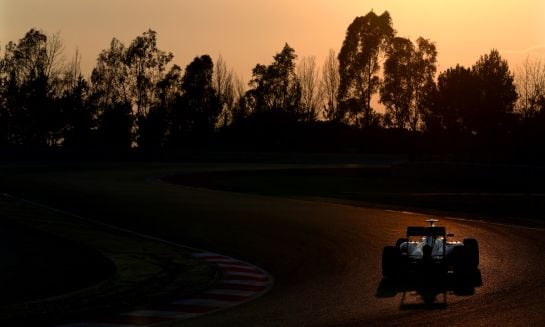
[407,226,446,237]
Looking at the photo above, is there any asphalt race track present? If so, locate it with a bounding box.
[5,165,545,326]
[153,179,545,326]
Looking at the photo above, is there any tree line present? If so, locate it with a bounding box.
[1,11,544,160]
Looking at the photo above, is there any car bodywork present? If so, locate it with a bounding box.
[382,219,479,278]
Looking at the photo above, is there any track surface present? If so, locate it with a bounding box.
[5,165,545,326]
[154,182,545,326]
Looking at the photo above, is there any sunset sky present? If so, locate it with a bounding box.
[2,0,544,83]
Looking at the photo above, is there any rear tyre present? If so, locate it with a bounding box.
[382,246,401,278]
[396,238,408,247]
[463,238,479,271]
[452,241,480,293]
[452,246,467,275]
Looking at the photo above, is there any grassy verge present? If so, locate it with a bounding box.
[164,164,545,227]
[0,183,220,325]
[0,213,114,306]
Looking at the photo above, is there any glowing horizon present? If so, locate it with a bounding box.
[2,0,544,82]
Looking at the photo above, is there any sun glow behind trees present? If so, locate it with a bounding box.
[2,0,544,82]
[1,2,544,159]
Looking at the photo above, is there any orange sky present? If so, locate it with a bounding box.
[2,0,544,83]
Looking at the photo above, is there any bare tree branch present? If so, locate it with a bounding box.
[516,56,545,118]
[321,49,340,121]
[297,56,321,121]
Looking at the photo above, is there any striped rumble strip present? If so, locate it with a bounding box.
[59,252,273,327]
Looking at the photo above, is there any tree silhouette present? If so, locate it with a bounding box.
[515,56,545,119]
[338,11,394,127]
[425,50,516,137]
[229,73,247,124]
[380,37,414,129]
[126,30,173,116]
[297,56,321,122]
[2,25,542,160]
[213,55,235,128]
[21,70,58,145]
[60,74,93,149]
[321,49,341,122]
[381,37,437,130]
[126,29,173,148]
[246,43,301,117]
[139,64,182,152]
[0,55,7,144]
[0,66,17,145]
[90,38,134,152]
[410,38,437,131]
[98,100,133,153]
[0,29,64,146]
[426,65,478,133]
[91,38,130,110]
[138,103,167,154]
[169,55,220,148]
[54,49,94,150]
[90,30,174,151]
[472,49,517,135]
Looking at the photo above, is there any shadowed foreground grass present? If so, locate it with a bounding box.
[0,181,219,326]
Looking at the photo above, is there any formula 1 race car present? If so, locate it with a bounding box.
[382,219,479,278]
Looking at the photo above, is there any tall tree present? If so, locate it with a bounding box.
[515,56,545,119]
[91,30,173,150]
[230,74,250,123]
[0,44,7,144]
[170,55,220,147]
[125,30,173,149]
[59,69,93,149]
[380,37,415,129]
[247,43,301,116]
[91,38,130,109]
[90,38,133,150]
[425,65,478,133]
[57,49,95,149]
[338,11,394,127]
[63,48,82,90]
[213,55,235,127]
[0,29,64,145]
[321,49,340,122]
[126,29,173,118]
[139,64,182,151]
[380,37,437,130]
[297,56,321,121]
[472,49,518,134]
[410,38,437,131]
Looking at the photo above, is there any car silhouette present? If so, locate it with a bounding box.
[382,219,479,279]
